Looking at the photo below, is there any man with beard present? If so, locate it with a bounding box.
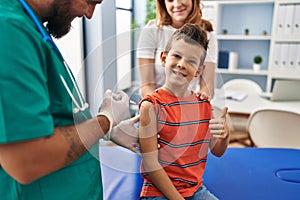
[0,0,139,199]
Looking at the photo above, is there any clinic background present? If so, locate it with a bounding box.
[52,1,300,198]
[54,0,300,115]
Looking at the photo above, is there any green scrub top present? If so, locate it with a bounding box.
[0,0,103,199]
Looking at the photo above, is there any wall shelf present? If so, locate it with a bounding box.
[217,35,271,40]
[272,36,300,42]
[203,0,300,92]
[269,71,300,79]
[217,69,269,75]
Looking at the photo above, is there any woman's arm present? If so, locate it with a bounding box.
[139,101,184,200]
[199,30,218,100]
[199,61,216,100]
[138,58,156,97]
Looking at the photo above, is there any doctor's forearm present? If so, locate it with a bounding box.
[0,116,109,184]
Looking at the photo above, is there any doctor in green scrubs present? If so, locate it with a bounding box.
[0,0,139,199]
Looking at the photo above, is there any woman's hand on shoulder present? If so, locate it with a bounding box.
[195,89,211,101]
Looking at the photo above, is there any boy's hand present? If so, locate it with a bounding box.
[209,107,229,139]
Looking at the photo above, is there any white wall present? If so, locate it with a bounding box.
[84,0,118,115]
[134,0,147,27]
[54,18,85,97]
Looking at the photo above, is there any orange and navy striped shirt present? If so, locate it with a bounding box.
[139,89,213,198]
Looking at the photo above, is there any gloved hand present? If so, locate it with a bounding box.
[98,89,130,131]
[109,115,140,154]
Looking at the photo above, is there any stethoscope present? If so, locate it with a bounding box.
[18,0,89,114]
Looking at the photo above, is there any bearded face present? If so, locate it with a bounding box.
[45,1,75,39]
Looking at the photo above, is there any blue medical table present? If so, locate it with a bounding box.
[100,146,300,200]
[100,145,143,200]
[203,148,300,200]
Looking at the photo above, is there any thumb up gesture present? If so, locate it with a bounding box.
[209,107,230,139]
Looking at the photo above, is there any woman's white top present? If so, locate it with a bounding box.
[137,19,218,90]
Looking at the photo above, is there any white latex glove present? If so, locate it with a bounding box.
[110,115,140,154]
[98,89,130,131]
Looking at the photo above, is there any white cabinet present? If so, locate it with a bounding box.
[202,0,300,92]
[268,0,300,91]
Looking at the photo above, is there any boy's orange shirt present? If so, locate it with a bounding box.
[139,89,213,198]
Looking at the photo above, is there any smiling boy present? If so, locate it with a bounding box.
[139,24,230,200]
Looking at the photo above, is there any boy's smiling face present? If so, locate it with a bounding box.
[161,38,205,86]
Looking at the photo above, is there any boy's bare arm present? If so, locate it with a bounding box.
[139,101,184,200]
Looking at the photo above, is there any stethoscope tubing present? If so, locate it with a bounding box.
[18,0,59,52]
[18,0,89,114]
